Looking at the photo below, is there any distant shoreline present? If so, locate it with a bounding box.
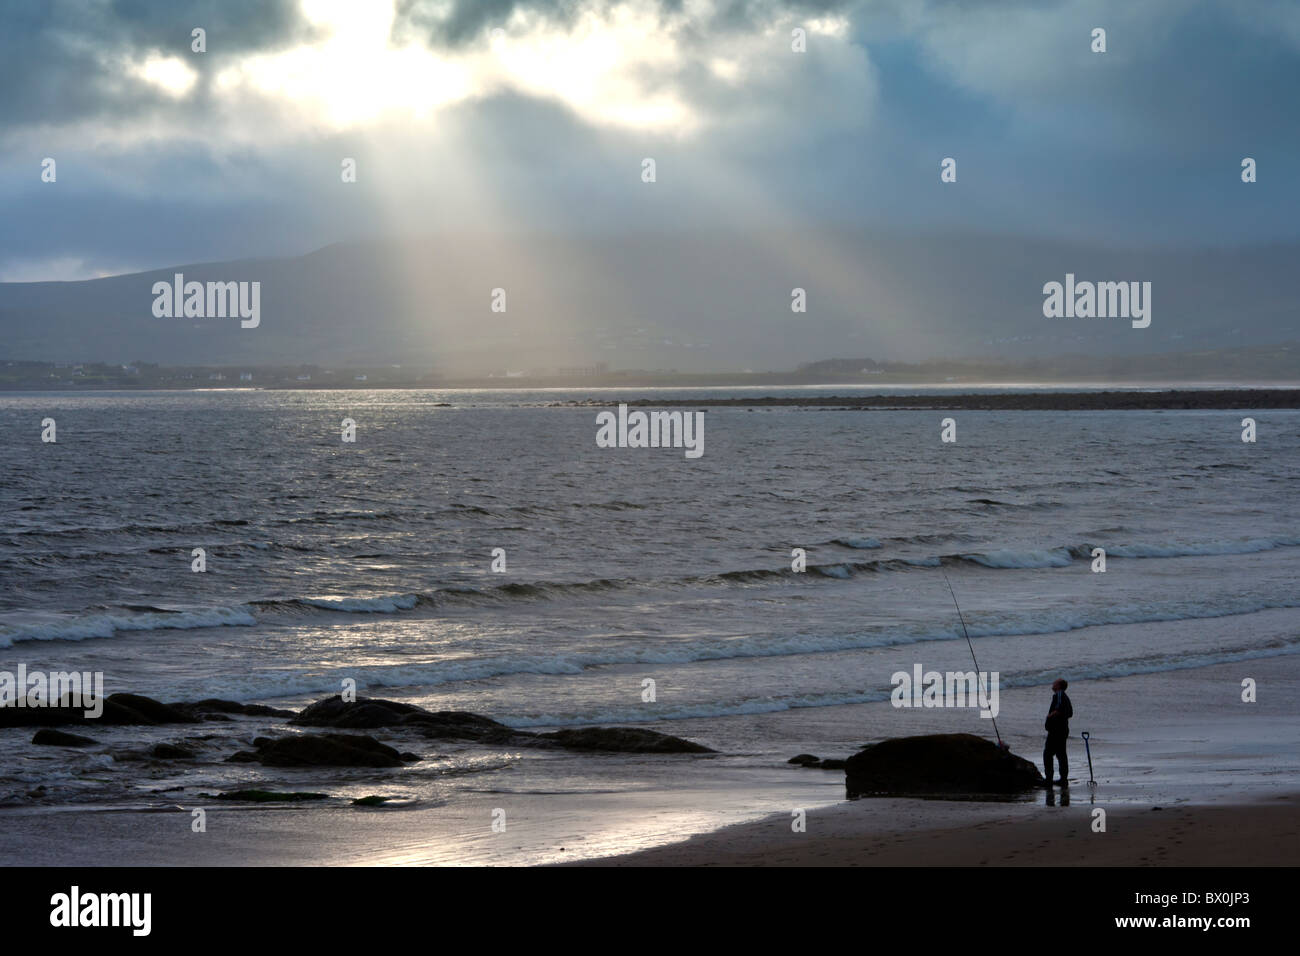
[3,386,1300,410]
[555,388,1300,410]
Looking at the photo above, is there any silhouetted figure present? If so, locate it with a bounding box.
[1043,678,1073,786]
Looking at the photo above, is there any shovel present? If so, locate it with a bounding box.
[1081,731,1096,788]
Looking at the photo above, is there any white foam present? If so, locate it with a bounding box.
[0,606,257,648]
[964,548,1074,569]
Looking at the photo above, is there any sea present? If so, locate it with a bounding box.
[1,387,1297,863]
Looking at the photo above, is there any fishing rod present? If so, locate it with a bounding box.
[1081,731,1097,787]
[940,568,1003,748]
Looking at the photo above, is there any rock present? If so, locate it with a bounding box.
[171,699,297,720]
[844,733,1043,797]
[32,729,97,747]
[291,696,427,729]
[100,694,199,725]
[352,795,392,806]
[536,727,716,754]
[293,696,521,742]
[405,711,526,744]
[1,693,198,727]
[291,695,715,753]
[6,694,295,728]
[213,789,329,802]
[243,733,405,768]
[0,698,76,728]
[788,754,847,769]
[150,743,196,760]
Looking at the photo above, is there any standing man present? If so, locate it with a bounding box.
[1043,678,1073,786]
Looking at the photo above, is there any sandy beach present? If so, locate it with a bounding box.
[574,793,1300,866]
[3,644,1296,867]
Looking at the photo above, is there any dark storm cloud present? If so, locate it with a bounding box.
[392,0,565,46]
[0,0,314,126]
[2,0,1300,284]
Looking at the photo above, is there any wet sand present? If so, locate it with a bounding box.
[3,644,1297,867]
[572,792,1300,866]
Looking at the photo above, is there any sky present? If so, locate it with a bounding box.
[1,0,1298,282]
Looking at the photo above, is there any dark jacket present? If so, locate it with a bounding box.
[1044,690,1072,736]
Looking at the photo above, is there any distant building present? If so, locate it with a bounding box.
[209,372,225,381]
[354,374,367,382]
[239,372,253,381]
[296,374,311,381]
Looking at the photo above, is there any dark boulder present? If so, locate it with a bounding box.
[291,696,426,729]
[238,733,405,768]
[293,696,520,742]
[787,755,846,769]
[32,729,97,747]
[845,733,1043,797]
[405,711,526,744]
[103,694,198,725]
[290,696,715,753]
[537,727,716,754]
[171,699,297,720]
[0,703,63,727]
[1,693,197,727]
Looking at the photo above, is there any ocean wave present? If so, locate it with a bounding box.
[830,537,882,549]
[147,596,1300,703]
[953,536,1300,570]
[9,535,1300,645]
[965,497,1065,510]
[1103,538,1300,558]
[497,640,1300,727]
[960,548,1075,569]
[0,606,257,648]
[811,564,854,578]
[299,594,420,613]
